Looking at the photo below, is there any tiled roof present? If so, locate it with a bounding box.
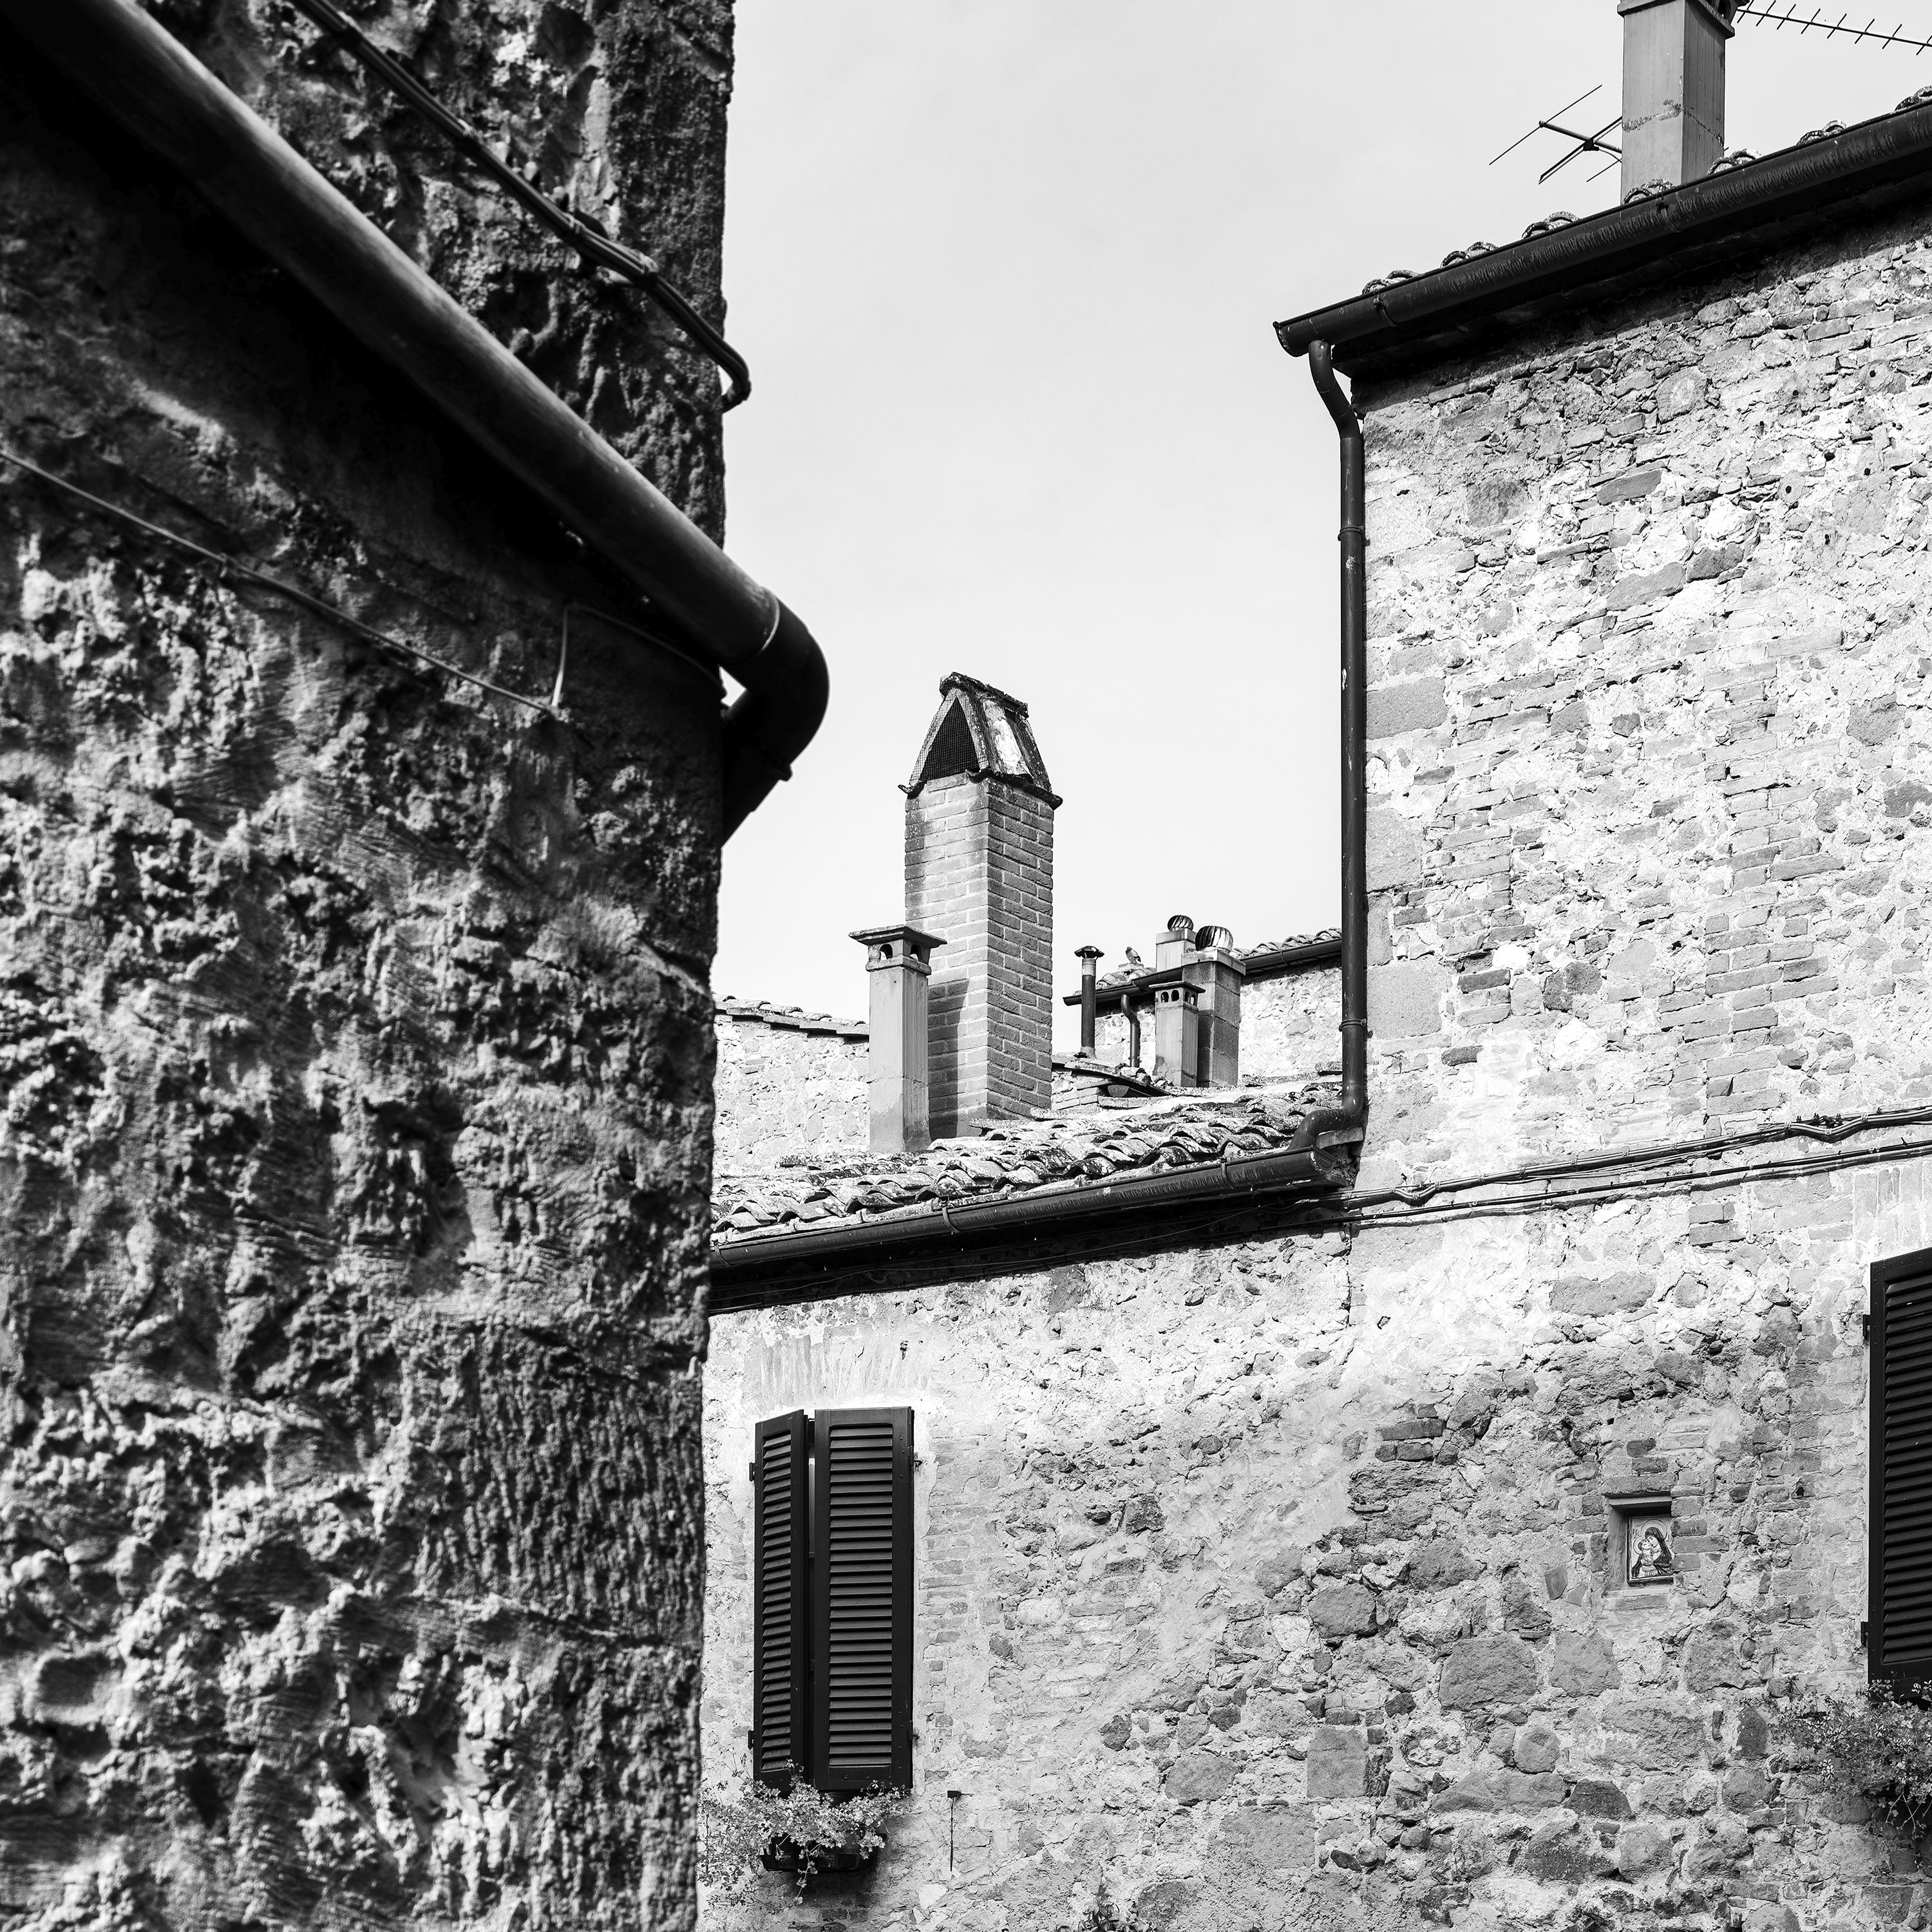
[714,1083,1332,1243]
[715,998,867,1042]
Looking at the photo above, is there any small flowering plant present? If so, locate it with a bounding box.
[698,1768,908,1895]
[1783,1682,1932,1835]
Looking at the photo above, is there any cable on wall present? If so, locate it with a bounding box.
[280,0,752,410]
[0,446,562,715]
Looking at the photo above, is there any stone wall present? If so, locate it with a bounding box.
[0,3,729,1922]
[714,1012,869,1170]
[703,1151,1901,1932]
[1357,197,1932,1174]
[700,199,1932,1930]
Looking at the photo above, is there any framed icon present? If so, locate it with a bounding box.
[1626,1515,1675,1589]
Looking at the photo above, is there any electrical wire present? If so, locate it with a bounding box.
[0,446,560,715]
[281,0,751,409]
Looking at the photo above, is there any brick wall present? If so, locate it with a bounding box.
[907,774,1054,1134]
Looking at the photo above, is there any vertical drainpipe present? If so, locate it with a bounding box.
[1301,341,1369,1141]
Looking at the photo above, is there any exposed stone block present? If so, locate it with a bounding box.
[1166,1752,1238,1805]
[1439,1636,1541,1710]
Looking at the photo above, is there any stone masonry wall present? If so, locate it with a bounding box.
[701,198,1932,1931]
[1356,197,1932,1176]
[714,1013,868,1170]
[1,3,730,1922]
[704,1149,1906,1932]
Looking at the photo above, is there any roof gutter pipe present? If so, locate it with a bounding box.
[1298,341,1370,1146]
[0,0,826,837]
[708,1141,1350,1311]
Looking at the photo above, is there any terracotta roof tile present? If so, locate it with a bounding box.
[714,1083,1332,1244]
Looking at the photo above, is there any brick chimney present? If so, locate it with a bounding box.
[904,674,1059,1137]
[1620,0,1735,199]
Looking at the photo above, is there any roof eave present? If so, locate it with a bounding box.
[1277,101,1932,381]
[706,1128,1361,1312]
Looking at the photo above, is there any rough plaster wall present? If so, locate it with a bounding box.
[712,1018,868,1171]
[0,2,727,1921]
[168,0,735,540]
[1357,200,1932,1180]
[705,1150,1904,1932]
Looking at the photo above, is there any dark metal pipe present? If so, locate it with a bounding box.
[1300,341,1369,1144]
[1,0,826,837]
[1075,947,1103,1057]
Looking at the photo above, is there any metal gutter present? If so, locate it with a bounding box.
[708,1137,1354,1311]
[2,0,827,837]
[1276,99,1932,379]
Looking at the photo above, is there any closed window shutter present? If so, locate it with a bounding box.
[752,1410,810,1788]
[810,1406,913,1793]
[1873,1249,1932,1686]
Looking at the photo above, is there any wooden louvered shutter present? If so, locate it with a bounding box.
[810,1407,913,1793]
[1872,1249,1932,1686]
[752,1411,810,1788]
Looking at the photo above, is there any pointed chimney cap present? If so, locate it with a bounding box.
[904,672,1060,804]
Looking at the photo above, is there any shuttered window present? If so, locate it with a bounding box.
[752,1412,810,1787]
[1872,1249,1932,1687]
[750,1406,913,1793]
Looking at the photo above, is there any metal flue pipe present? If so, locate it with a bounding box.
[0,0,826,837]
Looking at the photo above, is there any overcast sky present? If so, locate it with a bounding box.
[712,1,1932,1038]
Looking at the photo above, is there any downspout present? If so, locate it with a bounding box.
[0,0,826,837]
[1298,341,1370,1145]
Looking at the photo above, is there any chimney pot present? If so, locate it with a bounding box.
[1184,931,1246,1089]
[1620,0,1735,198]
[1153,980,1204,1088]
[851,925,945,1154]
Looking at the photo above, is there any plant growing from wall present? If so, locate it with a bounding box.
[1072,1879,1125,1932]
[697,1771,908,1896]
[1783,1684,1932,1834]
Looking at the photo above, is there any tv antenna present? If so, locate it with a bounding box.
[1491,86,1625,184]
[1733,6,1932,52]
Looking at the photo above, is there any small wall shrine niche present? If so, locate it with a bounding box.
[1607,1496,1675,1596]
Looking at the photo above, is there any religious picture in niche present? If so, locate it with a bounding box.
[1627,1516,1675,1589]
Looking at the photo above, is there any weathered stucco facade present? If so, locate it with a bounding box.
[1,1,730,1922]
[701,186,1932,1931]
